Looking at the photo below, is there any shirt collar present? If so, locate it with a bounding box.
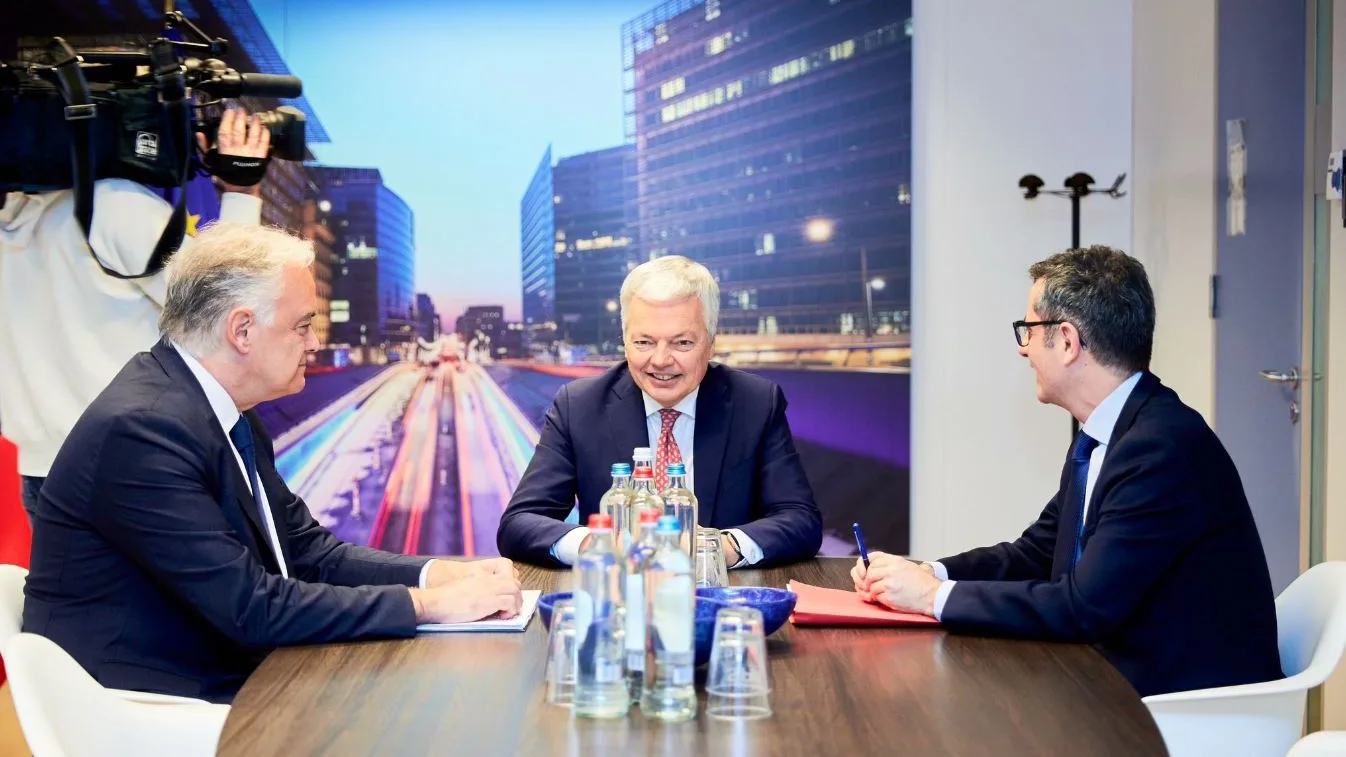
[1082,372,1143,447]
[642,385,699,420]
[171,340,241,433]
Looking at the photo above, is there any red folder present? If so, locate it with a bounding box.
[787,580,940,627]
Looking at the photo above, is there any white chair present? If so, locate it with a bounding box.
[0,562,206,706]
[6,633,229,757]
[1288,731,1346,757]
[1143,561,1346,757]
[0,563,26,642]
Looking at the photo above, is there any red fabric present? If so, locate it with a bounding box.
[0,435,29,685]
[0,436,29,569]
[654,408,682,491]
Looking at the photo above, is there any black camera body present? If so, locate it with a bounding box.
[0,13,304,279]
[0,66,306,194]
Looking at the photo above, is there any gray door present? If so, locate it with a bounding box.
[1214,0,1308,594]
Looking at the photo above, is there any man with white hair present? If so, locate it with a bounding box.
[23,222,521,703]
[498,255,823,568]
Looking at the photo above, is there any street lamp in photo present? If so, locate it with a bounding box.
[602,299,619,354]
[803,217,880,340]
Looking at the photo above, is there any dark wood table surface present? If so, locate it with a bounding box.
[217,557,1167,756]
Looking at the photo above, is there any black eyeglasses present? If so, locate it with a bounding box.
[1012,319,1064,347]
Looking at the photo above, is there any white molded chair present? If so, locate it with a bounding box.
[0,563,28,642]
[1288,731,1346,757]
[1143,561,1346,757]
[6,633,228,757]
[0,562,205,706]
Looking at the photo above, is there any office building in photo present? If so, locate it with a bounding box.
[623,0,911,337]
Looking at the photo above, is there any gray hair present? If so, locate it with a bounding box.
[1027,245,1155,373]
[159,221,315,357]
[619,255,720,339]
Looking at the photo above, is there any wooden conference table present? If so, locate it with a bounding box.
[216,558,1166,756]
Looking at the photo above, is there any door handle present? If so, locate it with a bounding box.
[1259,367,1300,391]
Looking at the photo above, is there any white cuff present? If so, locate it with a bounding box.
[932,580,956,621]
[417,559,436,589]
[218,191,263,225]
[725,528,763,568]
[551,527,590,566]
[929,561,949,581]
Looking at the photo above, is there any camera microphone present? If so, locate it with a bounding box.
[195,71,303,99]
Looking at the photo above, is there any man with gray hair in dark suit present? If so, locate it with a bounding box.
[23,221,520,703]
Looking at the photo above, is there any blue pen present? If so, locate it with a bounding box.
[852,522,870,569]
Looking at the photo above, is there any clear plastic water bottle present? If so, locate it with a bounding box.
[659,462,698,561]
[572,513,629,719]
[641,515,697,722]
[632,447,654,481]
[622,508,662,704]
[627,465,665,541]
[600,463,633,552]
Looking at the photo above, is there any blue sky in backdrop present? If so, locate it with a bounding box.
[249,0,657,322]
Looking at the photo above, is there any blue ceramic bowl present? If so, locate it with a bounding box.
[537,591,572,631]
[538,587,794,666]
[695,586,796,638]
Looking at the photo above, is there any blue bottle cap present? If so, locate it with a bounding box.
[666,462,686,477]
[656,516,680,533]
[611,463,632,476]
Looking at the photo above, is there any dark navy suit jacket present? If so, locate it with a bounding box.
[939,372,1283,697]
[22,340,428,703]
[496,362,822,567]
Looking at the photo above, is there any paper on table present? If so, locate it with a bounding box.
[416,590,541,633]
[787,580,940,627]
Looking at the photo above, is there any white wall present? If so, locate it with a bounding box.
[1130,0,1219,423]
[911,0,1134,559]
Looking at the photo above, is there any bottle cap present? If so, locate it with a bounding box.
[610,463,632,476]
[587,513,613,530]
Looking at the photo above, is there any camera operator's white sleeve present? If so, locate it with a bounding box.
[86,178,262,306]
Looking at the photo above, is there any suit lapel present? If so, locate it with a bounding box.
[608,368,653,483]
[693,366,731,526]
[152,341,281,573]
[247,413,295,573]
[1080,372,1161,539]
[228,458,281,574]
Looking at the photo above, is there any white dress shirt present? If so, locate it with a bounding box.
[551,386,765,567]
[173,342,435,587]
[930,372,1143,619]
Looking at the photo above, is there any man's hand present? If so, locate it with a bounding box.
[409,574,523,625]
[197,108,271,197]
[425,558,517,587]
[852,551,941,615]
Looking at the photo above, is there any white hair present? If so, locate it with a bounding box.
[619,255,720,339]
[159,221,315,357]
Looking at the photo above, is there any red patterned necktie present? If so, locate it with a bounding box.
[654,408,682,491]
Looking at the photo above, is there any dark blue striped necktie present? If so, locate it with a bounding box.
[1070,430,1099,569]
[228,417,270,529]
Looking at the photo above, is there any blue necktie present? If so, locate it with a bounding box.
[1070,430,1099,569]
[228,417,270,531]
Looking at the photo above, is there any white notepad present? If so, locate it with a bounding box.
[415,590,541,633]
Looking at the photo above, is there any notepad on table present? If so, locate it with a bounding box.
[787,580,940,627]
[416,590,541,633]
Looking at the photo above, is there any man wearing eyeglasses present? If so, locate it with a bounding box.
[852,245,1283,698]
